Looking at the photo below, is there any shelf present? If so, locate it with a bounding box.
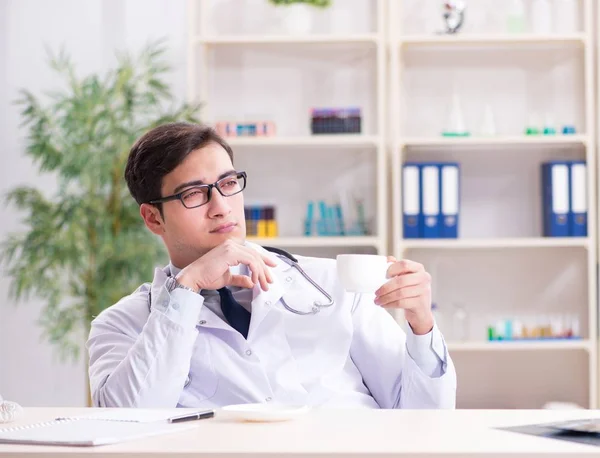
[401,238,590,250]
[246,236,380,248]
[195,34,380,46]
[448,340,591,352]
[400,135,589,148]
[398,33,587,47]
[227,135,380,148]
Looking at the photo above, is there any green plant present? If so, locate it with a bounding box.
[1,39,200,360]
[269,0,331,7]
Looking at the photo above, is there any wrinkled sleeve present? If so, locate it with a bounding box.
[349,293,456,409]
[87,284,203,408]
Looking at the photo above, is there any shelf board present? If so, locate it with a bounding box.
[398,33,587,47]
[227,135,380,148]
[401,237,589,250]
[246,236,380,248]
[449,340,591,352]
[400,135,588,148]
[196,34,380,46]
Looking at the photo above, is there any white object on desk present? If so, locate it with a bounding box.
[220,403,310,422]
[55,408,195,423]
[0,418,197,447]
[0,395,23,424]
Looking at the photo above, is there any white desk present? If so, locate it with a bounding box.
[1,408,600,457]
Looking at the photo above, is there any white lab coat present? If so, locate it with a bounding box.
[87,243,456,409]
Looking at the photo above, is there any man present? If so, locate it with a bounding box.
[87,122,456,409]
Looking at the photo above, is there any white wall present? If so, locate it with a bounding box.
[0,0,187,406]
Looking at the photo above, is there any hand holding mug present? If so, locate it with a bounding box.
[337,254,434,335]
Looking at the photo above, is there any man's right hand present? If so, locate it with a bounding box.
[175,240,277,292]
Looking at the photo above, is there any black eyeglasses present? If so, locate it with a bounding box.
[149,171,247,209]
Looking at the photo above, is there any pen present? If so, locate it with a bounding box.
[168,410,215,423]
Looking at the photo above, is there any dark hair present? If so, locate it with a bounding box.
[124,122,234,210]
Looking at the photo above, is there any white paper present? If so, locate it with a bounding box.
[56,408,198,423]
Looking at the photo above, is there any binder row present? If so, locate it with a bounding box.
[402,162,460,239]
[542,161,587,237]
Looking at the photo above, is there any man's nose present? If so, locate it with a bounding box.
[207,189,231,217]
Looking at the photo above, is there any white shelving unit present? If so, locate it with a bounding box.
[227,134,380,148]
[448,339,593,352]
[195,34,380,45]
[390,0,597,409]
[399,33,587,46]
[401,134,589,148]
[403,237,590,250]
[188,0,387,255]
[187,0,598,410]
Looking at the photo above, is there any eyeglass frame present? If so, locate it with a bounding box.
[147,170,247,209]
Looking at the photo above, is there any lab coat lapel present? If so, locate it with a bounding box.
[153,242,298,337]
[246,243,295,338]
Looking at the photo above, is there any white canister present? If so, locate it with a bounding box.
[279,3,313,35]
[531,0,553,34]
[553,0,578,33]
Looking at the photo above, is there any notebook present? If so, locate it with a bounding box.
[0,417,199,447]
[55,408,190,423]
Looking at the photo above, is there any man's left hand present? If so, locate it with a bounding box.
[374,257,434,335]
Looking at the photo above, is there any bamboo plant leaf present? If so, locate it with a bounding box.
[1,39,198,361]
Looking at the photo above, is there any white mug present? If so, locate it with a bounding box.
[336,254,393,293]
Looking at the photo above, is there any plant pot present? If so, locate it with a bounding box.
[279,3,313,34]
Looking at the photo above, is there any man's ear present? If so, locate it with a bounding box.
[140,203,165,235]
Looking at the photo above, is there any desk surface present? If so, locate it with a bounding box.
[2,407,600,457]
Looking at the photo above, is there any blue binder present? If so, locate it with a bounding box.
[440,163,460,238]
[569,161,587,237]
[541,161,570,237]
[421,163,441,238]
[402,163,421,238]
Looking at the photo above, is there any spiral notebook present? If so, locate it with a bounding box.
[0,417,198,447]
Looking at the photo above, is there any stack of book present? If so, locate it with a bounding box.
[310,107,361,134]
[215,121,276,137]
[245,206,278,238]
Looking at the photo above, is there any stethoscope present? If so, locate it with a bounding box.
[148,246,335,316]
[157,246,335,389]
[262,246,335,315]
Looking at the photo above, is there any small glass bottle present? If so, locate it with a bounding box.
[452,303,469,342]
[507,0,526,33]
[431,303,445,337]
[531,0,553,34]
[554,0,578,33]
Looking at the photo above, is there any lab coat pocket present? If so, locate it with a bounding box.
[280,289,353,374]
[178,332,219,406]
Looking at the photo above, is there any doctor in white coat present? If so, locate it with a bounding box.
[87,122,456,410]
